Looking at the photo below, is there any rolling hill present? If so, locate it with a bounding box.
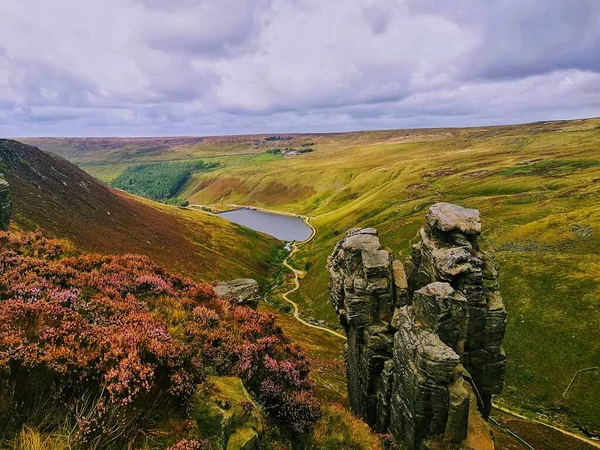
[23,118,600,438]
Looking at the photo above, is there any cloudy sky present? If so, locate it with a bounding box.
[1,0,599,137]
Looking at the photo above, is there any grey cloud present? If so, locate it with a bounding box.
[407,0,600,80]
[143,0,269,58]
[0,0,598,137]
[361,0,397,34]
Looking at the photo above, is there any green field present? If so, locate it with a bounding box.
[25,118,600,436]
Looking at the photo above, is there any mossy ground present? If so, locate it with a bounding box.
[192,376,264,450]
[28,118,600,435]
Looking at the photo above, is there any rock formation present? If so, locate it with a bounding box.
[328,203,506,448]
[214,279,261,309]
[0,177,10,230]
[192,376,264,449]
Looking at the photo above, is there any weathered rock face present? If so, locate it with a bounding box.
[328,202,506,449]
[0,177,10,230]
[214,279,260,309]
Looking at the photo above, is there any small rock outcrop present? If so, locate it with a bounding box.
[192,376,264,450]
[0,177,10,230]
[328,203,506,448]
[214,279,260,309]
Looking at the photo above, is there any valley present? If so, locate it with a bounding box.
[0,139,283,286]
[21,118,600,446]
[5,2,598,448]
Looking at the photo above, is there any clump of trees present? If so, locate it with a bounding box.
[0,231,321,447]
[112,160,218,203]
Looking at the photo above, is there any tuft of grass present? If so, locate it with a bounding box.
[307,404,383,450]
[11,426,75,450]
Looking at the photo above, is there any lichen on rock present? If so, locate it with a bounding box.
[213,279,260,309]
[192,376,264,450]
[328,202,506,449]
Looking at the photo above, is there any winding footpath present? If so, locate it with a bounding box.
[280,216,347,340]
[219,204,346,339]
[491,404,600,449]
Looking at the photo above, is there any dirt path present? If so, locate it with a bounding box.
[280,217,347,340]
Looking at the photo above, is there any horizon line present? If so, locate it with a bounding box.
[8,115,600,140]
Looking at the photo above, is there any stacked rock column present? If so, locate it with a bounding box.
[405,203,507,418]
[328,228,396,424]
[328,203,506,448]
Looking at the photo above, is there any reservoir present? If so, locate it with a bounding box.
[218,208,312,242]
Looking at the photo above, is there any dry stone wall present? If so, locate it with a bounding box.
[328,203,506,448]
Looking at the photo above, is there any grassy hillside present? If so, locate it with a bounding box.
[24,118,600,437]
[0,139,390,449]
[0,139,281,285]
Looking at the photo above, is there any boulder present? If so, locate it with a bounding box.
[192,376,264,450]
[214,279,260,309]
[426,202,481,235]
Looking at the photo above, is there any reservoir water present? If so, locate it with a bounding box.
[217,208,312,242]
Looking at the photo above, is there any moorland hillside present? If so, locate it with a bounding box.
[0,139,280,284]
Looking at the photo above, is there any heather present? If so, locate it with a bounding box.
[0,231,320,447]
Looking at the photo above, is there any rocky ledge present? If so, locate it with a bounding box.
[0,177,10,231]
[328,202,506,449]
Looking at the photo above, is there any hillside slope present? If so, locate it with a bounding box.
[26,118,600,437]
[0,139,280,284]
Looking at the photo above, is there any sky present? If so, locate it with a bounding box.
[1,0,599,137]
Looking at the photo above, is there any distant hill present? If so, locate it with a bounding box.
[0,139,280,284]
